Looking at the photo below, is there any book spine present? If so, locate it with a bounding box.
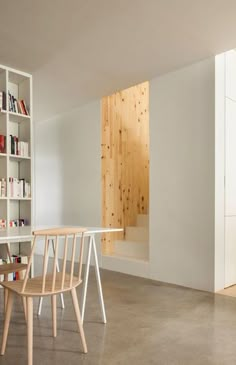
[2,91,6,110]
[14,98,18,113]
[0,178,6,197]
[21,100,29,115]
[0,92,2,110]
[20,100,26,115]
[0,135,5,153]
[18,100,23,114]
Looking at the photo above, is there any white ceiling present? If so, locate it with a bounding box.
[1,0,236,121]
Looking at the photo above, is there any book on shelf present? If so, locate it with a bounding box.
[12,255,28,281]
[9,134,29,157]
[0,219,27,229]
[18,141,29,157]
[0,219,6,229]
[8,91,29,116]
[0,91,6,111]
[14,98,18,113]
[9,219,26,228]
[0,134,6,153]
[0,178,7,197]
[9,177,31,199]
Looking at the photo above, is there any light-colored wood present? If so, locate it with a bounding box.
[78,233,84,281]
[51,236,58,292]
[22,235,37,293]
[0,262,27,275]
[70,235,76,287]
[1,227,88,364]
[42,236,49,293]
[71,287,87,353]
[51,295,57,337]
[1,290,13,355]
[27,297,33,365]
[101,82,149,254]
[22,297,27,321]
[4,275,8,312]
[0,250,27,312]
[2,273,82,297]
[33,227,87,236]
[61,235,68,290]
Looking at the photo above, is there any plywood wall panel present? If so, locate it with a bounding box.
[102,82,149,254]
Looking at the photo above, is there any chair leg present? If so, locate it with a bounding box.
[22,297,27,322]
[27,297,33,365]
[1,290,13,355]
[71,287,88,353]
[51,295,57,337]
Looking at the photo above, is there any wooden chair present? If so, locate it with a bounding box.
[0,227,88,365]
[0,243,28,312]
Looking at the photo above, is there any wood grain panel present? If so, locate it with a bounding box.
[101,82,149,254]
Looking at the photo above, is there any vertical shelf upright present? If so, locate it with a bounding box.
[0,67,7,229]
[0,64,33,257]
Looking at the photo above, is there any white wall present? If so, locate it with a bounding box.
[34,117,63,227]
[34,58,216,291]
[214,53,225,291]
[223,50,236,287]
[149,58,215,291]
[34,100,101,256]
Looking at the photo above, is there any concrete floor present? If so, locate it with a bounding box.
[0,269,236,364]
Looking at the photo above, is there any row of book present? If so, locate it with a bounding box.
[9,177,31,198]
[0,134,6,153]
[0,91,30,116]
[1,178,31,198]
[9,219,26,227]
[10,135,29,157]
[0,135,29,156]
[8,92,29,115]
[0,255,28,281]
[0,219,27,229]
[0,178,6,197]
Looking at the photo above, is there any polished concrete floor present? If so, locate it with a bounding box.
[0,269,236,364]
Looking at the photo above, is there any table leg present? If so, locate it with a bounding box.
[92,235,107,324]
[6,243,12,263]
[81,236,92,323]
[37,296,43,316]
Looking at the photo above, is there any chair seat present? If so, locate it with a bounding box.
[1,273,82,297]
[0,263,27,275]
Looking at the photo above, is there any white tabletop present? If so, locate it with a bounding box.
[0,226,123,243]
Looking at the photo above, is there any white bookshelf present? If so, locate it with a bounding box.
[0,64,33,257]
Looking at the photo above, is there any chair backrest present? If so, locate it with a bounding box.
[21,227,87,295]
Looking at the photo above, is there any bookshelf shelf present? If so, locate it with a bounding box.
[9,154,31,161]
[9,111,30,123]
[0,63,32,258]
[9,197,31,201]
